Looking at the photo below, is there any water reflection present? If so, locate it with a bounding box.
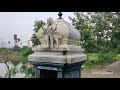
[0,63,7,77]
[0,61,26,78]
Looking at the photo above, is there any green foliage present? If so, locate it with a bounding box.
[33,20,45,33]
[4,62,36,78]
[0,47,35,78]
[87,53,98,61]
[31,34,40,46]
[11,61,20,66]
[98,51,117,64]
[13,34,21,47]
[20,63,36,78]
[0,48,8,52]
[82,53,98,69]
[13,46,21,51]
[14,34,17,44]
[82,52,118,69]
[69,12,120,54]
[116,54,120,60]
[110,29,120,54]
[82,60,97,69]
[22,47,34,57]
[21,46,28,50]
[9,67,17,77]
[31,20,45,46]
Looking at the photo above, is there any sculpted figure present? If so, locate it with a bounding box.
[37,17,63,48]
[43,17,57,48]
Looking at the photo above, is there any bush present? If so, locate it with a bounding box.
[117,45,120,54]
[82,51,118,69]
[20,63,36,78]
[98,51,117,64]
[83,60,97,69]
[82,53,99,68]
[21,46,28,51]
[22,48,34,57]
[13,46,21,51]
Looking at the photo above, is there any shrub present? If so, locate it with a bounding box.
[83,60,97,69]
[21,46,28,51]
[98,51,117,64]
[13,46,21,51]
[22,48,34,57]
[82,51,117,69]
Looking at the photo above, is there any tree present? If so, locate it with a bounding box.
[13,34,21,49]
[20,42,22,45]
[89,12,113,52]
[69,12,116,53]
[31,20,45,46]
[110,12,120,53]
[33,20,45,33]
[0,48,11,78]
[14,34,18,47]
[8,41,10,44]
[21,47,34,57]
[31,34,40,46]
[17,38,20,46]
[69,12,97,52]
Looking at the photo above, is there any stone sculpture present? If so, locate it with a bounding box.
[28,13,87,78]
[37,17,62,48]
[45,17,57,48]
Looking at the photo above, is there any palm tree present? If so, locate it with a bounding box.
[14,34,17,47]
[8,41,10,44]
[17,38,20,46]
[8,41,11,48]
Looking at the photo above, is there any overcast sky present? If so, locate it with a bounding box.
[0,12,74,46]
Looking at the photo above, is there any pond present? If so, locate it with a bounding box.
[0,62,27,78]
[0,63,7,77]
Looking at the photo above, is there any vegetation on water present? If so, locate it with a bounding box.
[0,46,35,78]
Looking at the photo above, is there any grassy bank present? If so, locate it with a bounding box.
[82,53,120,69]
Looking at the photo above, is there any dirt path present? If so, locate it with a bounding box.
[81,60,120,78]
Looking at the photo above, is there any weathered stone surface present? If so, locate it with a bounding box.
[28,16,87,78]
[30,60,85,78]
[28,46,87,64]
[37,18,80,48]
[29,17,87,64]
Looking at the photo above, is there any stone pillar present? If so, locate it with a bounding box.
[28,16,87,78]
[30,61,85,78]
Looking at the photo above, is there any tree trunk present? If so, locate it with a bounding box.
[5,62,11,78]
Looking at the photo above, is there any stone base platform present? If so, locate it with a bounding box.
[28,45,87,64]
[28,45,87,78]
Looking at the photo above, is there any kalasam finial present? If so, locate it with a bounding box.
[58,12,63,19]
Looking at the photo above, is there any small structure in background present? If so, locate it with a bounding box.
[28,12,87,78]
[28,40,33,48]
